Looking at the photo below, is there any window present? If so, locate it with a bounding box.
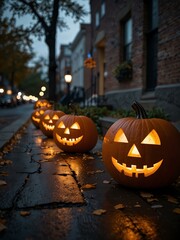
[148,0,158,30]
[101,0,105,18]
[123,17,132,61]
[95,11,100,27]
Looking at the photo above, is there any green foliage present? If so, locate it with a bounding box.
[112,61,132,82]
[56,103,169,135]
[146,107,169,120]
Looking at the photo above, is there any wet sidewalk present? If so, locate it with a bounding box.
[0,111,180,239]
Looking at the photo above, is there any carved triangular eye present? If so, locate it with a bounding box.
[114,128,128,143]
[141,129,161,145]
[52,115,59,120]
[71,122,80,129]
[58,121,65,128]
[44,115,50,120]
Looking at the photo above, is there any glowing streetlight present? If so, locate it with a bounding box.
[0,88,4,94]
[64,73,72,96]
[41,86,46,91]
[39,91,44,97]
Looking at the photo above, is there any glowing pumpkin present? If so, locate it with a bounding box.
[34,99,52,109]
[53,114,98,152]
[102,101,180,189]
[31,107,51,129]
[39,109,65,138]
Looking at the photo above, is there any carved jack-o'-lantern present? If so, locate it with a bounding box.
[102,102,180,189]
[39,109,65,137]
[53,114,98,152]
[31,107,51,129]
[34,99,52,109]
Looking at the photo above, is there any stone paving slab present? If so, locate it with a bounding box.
[17,173,84,208]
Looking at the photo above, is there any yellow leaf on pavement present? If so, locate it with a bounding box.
[92,209,107,215]
[20,211,31,217]
[0,180,7,186]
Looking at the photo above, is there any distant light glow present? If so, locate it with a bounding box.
[39,91,44,96]
[7,89,12,95]
[41,86,46,91]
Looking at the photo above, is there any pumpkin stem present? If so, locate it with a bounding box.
[132,101,148,119]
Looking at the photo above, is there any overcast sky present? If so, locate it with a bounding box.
[30,0,90,60]
[5,1,90,61]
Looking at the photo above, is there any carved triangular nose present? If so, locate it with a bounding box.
[64,128,70,134]
[128,144,141,158]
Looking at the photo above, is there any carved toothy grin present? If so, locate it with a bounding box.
[112,157,163,177]
[32,116,40,123]
[42,122,54,131]
[55,133,83,146]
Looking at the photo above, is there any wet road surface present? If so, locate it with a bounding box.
[0,120,180,239]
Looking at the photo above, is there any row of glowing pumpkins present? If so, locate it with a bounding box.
[31,99,180,189]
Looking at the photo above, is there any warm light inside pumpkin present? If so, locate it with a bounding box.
[141,129,161,145]
[128,144,141,158]
[55,134,83,146]
[44,115,50,120]
[112,157,163,177]
[58,121,65,128]
[111,127,163,177]
[64,128,70,134]
[114,128,128,142]
[52,115,59,120]
[32,116,40,123]
[71,122,80,129]
[56,121,83,146]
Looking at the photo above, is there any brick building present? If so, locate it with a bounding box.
[90,0,180,120]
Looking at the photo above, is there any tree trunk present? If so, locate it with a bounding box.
[47,36,57,102]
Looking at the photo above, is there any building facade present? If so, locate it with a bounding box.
[57,44,72,98]
[71,24,92,90]
[90,0,180,121]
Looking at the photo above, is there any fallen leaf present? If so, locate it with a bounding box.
[58,163,68,166]
[92,209,107,215]
[82,155,94,160]
[0,222,6,232]
[0,180,7,186]
[151,204,163,209]
[140,192,154,198]
[0,160,13,166]
[167,195,179,204]
[0,172,9,177]
[96,170,104,173]
[134,204,141,208]
[87,170,104,175]
[20,211,31,217]
[39,159,50,163]
[173,208,180,214]
[81,183,97,190]
[103,180,111,184]
[114,203,125,210]
[146,198,159,203]
[94,151,102,156]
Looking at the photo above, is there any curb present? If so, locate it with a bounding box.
[0,114,31,151]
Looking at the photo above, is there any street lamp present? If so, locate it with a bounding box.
[64,73,72,97]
